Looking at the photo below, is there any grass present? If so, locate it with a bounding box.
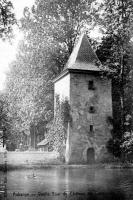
[0,161,133,171]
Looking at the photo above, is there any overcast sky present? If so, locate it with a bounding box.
[0,0,35,90]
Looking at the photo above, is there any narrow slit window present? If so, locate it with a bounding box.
[88,80,95,90]
[90,125,93,132]
[89,106,95,113]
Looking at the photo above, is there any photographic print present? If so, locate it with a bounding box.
[0,0,133,199]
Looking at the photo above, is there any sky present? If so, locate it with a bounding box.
[0,0,35,91]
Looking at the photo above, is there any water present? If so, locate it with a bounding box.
[0,167,133,200]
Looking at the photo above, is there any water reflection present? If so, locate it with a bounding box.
[1,168,133,199]
[0,172,7,200]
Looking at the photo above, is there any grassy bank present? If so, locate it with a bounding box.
[0,162,133,171]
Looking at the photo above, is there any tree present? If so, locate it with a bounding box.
[0,0,16,148]
[0,0,16,39]
[6,0,93,146]
[92,0,133,158]
[0,93,15,149]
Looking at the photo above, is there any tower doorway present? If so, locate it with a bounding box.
[87,148,95,164]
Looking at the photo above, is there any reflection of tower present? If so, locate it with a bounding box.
[64,169,70,194]
[54,33,112,164]
[3,174,7,200]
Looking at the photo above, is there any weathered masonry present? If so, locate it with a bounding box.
[54,34,112,164]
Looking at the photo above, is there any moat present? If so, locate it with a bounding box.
[0,167,133,200]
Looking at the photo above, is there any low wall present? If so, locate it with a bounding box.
[0,151,60,167]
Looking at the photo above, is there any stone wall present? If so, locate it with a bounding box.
[67,72,112,163]
[0,151,59,167]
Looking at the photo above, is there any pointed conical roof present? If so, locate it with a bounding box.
[53,34,102,83]
[65,33,101,71]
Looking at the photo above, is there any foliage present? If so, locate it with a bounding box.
[46,96,70,160]
[0,93,14,148]
[0,0,16,39]
[121,114,133,154]
[6,0,93,144]
[93,0,133,158]
[31,0,92,52]
[107,139,122,158]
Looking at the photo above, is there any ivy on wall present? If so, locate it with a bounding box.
[46,95,71,160]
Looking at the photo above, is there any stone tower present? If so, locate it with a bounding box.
[54,34,112,164]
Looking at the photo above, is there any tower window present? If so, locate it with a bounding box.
[89,106,95,113]
[88,80,95,90]
[90,125,93,132]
